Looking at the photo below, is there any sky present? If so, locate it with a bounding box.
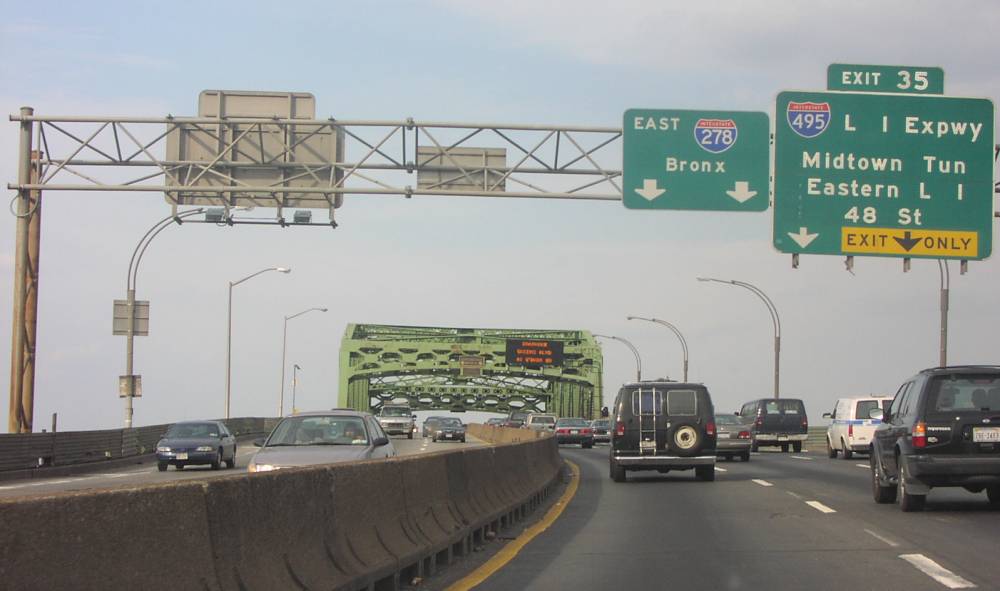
[1,0,998,431]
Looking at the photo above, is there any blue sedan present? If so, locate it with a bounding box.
[156,420,238,471]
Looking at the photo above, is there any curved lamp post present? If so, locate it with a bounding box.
[627,316,689,382]
[225,266,291,418]
[121,208,204,428]
[594,334,642,382]
[697,277,781,399]
[280,307,327,416]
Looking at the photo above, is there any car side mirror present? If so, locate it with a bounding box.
[373,436,390,447]
[411,414,417,419]
[252,438,265,447]
[734,412,739,416]
[822,412,832,419]
[869,408,884,420]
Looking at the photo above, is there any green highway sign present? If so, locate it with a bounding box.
[828,64,945,95]
[773,91,994,260]
[623,109,769,211]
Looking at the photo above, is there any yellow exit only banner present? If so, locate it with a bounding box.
[841,227,978,257]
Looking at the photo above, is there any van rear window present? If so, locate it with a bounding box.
[632,390,663,415]
[855,400,884,420]
[765,400,804,414]
[666,390,697,416]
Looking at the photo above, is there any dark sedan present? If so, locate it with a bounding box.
[156,420,237,471]
[248,410,396,473]
[431,417,466,442]
[556,418,594,448]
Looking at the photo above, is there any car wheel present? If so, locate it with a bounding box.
[175,463,184,470]
[792,441,802,453]
[157,461,168,472]
[987,486,1000,508]
[741,451,751,462]
[695,465,715,482]
[671,423,703,457]
[461,437,466,443]
[610,458,626,483]
[827,438,838,458]
[780,443,789,453]
[842,440,853,460]
[582,441,593,449]
[897,462,926,512]
[408,432,413,440]
[210,450,222,470]
[225,448,236,469]
[871,453,897,504]
[750,440,759,453]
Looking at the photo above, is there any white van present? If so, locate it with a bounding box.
[525,413,557,431]
[822,396,893,459]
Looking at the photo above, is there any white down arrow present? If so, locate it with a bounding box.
[726,181,757,203]
[635,179,666,201]
[788,227,819,248]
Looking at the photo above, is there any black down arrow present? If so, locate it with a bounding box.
[894,231,921,252]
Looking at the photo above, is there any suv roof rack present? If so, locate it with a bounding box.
[919,365,1000,373]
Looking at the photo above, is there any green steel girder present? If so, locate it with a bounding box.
[338,324,603,418]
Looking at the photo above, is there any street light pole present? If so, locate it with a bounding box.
[938,260,949,367]
[225,266,291,418]
[697,277,782,399]
[121,208,204,429]
[594,334,642,382]
[292,364,302,414]
[280,307,327,416]
[627,316,689,382]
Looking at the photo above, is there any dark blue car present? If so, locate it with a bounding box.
[156,420,238,471]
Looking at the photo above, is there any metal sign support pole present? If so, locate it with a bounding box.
[125,288,135,428]
[8,107,34,433]
[938,261,949,367]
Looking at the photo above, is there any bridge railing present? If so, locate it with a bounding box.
[0,417,278,473]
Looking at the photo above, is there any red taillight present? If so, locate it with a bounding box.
[556,428,568,434]
[615,421,625,436]
[801,416,808,429]
[706,422,716,437]
[912,422,927,449]
[738,431,751,439]
[848,423,854,437]
[582,428,592,434]
[754,415,763,427]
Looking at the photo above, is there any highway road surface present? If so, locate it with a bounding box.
[0,434,485,499]
[465,446,998,591]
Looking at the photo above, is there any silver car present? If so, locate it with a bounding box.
[248,410,396,473]
[715,414,752,461]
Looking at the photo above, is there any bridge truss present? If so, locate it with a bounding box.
[338,324,603,418]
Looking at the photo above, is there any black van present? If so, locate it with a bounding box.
[737,398,809,452]
[609,381,717,482]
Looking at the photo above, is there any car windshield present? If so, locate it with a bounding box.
[928,375,1000,412]
[267,416,369,446]
[556,418,589,427]
[165,422,219,438]
[592,419,610,428]
[531,416,555,424]
[381,407,410,417]
[715,415,742,425]
[440,418,463,427]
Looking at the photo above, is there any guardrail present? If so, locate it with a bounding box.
[0,417,278,473]
[0,425,563,590]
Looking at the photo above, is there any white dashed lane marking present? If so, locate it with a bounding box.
[900,554,976,589]
[864,528,899,548]
[805,500,836,514]
[791,455,812,461]
[752,479,773,487]
[714,466,727,472]
[856,463,869,469]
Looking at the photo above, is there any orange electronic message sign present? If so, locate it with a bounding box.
[505,339,565,367]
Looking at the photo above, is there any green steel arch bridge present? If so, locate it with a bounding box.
[338,324,603,418]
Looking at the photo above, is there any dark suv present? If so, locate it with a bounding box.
[609,381,717,483]
[871,366,1000,512]
[738,398,809,452]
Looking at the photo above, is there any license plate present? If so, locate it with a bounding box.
[640,440,656,450]
[571,430,579,434]
[445,433,453,438]
[973,427,1000,443]
[175,453,188,460]
[777,435,789,441]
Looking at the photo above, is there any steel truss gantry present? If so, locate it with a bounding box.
[338,324,603,418]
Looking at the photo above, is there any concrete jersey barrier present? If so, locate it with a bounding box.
[0,426,561,590]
